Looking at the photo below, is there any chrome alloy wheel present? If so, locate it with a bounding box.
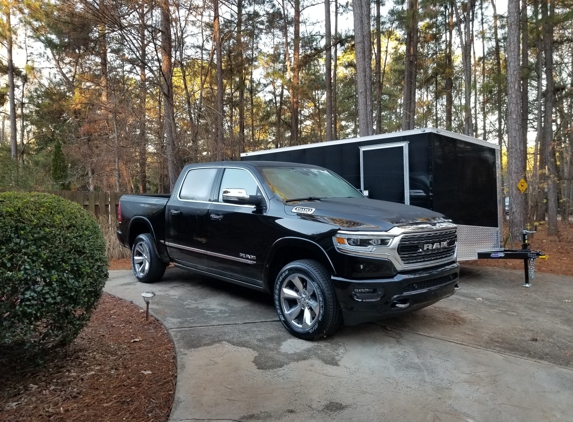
[279,273,321,331]
[133,240,151,277]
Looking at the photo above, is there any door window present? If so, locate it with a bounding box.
[179,168,218,201]
[218,168,260,201]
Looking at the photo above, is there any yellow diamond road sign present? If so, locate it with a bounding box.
[517,178,528,193]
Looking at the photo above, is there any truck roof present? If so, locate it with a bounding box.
[183,161,325,170]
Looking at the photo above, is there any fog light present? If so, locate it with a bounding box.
[355,288,374,293]
[352,288,384,302]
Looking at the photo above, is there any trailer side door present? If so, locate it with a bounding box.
[360,142,410,204]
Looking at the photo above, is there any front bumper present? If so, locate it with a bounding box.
[331,262,459,326]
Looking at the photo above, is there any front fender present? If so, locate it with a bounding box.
[263,236,336,291]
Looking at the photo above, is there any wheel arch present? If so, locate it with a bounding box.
[128,217,169,263]
[263,237,335,293]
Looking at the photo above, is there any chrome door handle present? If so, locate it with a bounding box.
[210,214,223,221]
[170,210,181,216]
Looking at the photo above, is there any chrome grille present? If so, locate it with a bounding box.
[398,229,457,265]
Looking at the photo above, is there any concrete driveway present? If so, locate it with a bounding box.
[105,265,573,422]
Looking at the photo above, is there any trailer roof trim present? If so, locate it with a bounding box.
[240,127,499,157]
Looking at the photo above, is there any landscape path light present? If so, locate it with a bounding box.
[141,291,156,321]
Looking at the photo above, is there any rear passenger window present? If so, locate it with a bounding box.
[179,168,218,201]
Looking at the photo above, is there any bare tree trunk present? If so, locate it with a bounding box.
[99,0,117,191]
[519,0,530,222]
[276,84,285,148]
[445,2,453,131]
[280,0,291,145]
[290,0,301,145]
[566,44,573,220]
[250,23,256,149]
[375,0,381,133]
[472,6,478,137]
[542,0,558,235]
[521,0,529,167]
[325,0,333,141]
[402,0,418,131]
[113,108,121,192]
[380,25,391,101]
[237,0,246,153]
[160,0,179,190]
[533,0,546,222]
[353,0,373,136]
[454,0,474,136]
[507,0,526,242]
[214,0,224,159]
[6,2,17,161]
[138,4,147,193]
[18,30,31,163]
[480,0,486,140]
[191,10,214,162]
[492,0,503,172]
[333,0,339,140]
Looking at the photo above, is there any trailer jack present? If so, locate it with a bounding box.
[477,230,547,287]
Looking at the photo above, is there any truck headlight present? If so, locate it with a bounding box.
[333,232,394,255]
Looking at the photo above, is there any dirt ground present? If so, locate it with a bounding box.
[465,220,573,277]
[1,221,571,422]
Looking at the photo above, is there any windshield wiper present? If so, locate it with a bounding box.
[284,196,323,203]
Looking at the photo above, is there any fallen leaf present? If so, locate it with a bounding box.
[141,371,152,375]
[131,338,142,342]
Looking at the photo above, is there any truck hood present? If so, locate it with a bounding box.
[286,197,447,232]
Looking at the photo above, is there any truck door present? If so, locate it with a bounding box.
[164,167,219,268]
[202,167,268,286]
[360,142,410,204]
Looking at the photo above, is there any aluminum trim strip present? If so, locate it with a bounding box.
[164,241,256,265]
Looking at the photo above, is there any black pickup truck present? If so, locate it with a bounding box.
[117,161,459,340]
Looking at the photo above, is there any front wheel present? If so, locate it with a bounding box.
[131,233,166,283]
[274,259,342,340]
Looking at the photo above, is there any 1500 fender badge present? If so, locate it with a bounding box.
[292,206,315,214]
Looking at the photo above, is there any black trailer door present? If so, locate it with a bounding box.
[360,142,410,204]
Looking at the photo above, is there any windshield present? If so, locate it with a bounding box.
[260,167,363,202]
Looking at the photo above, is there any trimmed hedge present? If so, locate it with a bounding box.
[0,192,108,354]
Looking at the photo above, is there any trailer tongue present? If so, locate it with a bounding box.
[478,230,547,287]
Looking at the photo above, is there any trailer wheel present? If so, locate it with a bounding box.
[131,233,166,283]
[274,259,342,340]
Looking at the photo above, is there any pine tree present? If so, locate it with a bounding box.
[51,141,69,190]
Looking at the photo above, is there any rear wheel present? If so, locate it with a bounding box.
[274,259,342,340]
[131,233,166,283]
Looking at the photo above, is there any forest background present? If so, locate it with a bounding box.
[0,0,571,243]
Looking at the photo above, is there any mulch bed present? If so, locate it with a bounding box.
[0,294,176,422]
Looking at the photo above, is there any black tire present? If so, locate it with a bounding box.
[131,233,166,283]
[274,259,342,340]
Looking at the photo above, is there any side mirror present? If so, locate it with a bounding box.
[222,188,264,208]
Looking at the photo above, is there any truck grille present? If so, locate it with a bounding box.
[398,229,457,265]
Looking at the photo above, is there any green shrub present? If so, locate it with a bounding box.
[0,192,108,354]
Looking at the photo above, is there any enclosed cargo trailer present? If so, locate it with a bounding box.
[241,128,503,261]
